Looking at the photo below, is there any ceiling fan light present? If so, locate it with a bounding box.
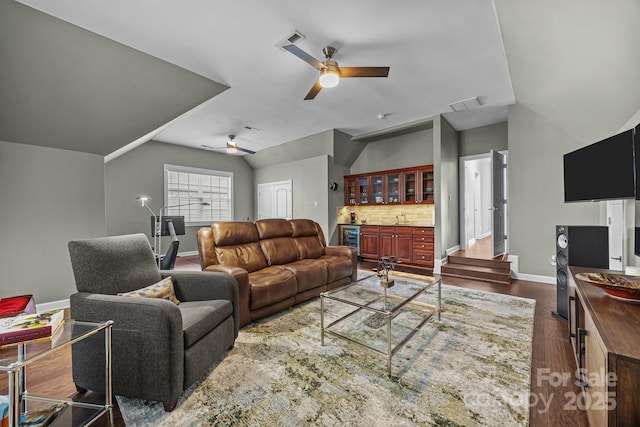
[226,143,238,154]
[319,63,339,88]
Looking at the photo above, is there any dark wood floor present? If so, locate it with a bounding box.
[1,254,588,426]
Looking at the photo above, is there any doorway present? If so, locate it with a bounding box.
[458,151,508,257]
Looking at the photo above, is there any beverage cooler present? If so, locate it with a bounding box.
[339,225,360,256]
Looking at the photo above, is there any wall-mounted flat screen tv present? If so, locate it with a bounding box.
[563,128,637,202]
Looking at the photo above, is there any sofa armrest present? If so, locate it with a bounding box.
[325,245,358,282]
[69,292,183,402]
[203,265,251,328]
[162,270,239,337]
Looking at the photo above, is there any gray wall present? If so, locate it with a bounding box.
[435,117,460,257]
[328,158,350,245]
[507,104,602,276]
[0,140,105,303]
[254,154,330,237]
[350,129,434,174]
[459,122,508,157]
[245,130,334,170]
[105,141,254,253]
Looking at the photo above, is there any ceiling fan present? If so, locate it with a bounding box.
[201,135,256,155]
[282,45,390,100]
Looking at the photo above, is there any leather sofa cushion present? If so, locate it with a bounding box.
[255,218,293,239]
[290,219,318,237]
[248,266,297,310]
[216,242,268,273]
[293,236,324,259]
[179,300,233,347]
[284,259,328,292]
[213,222,259,246]
[260,237,299,265]
[320,255,354,283]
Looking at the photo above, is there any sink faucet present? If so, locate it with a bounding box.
[394,216,399,225]
[401,212,407,223]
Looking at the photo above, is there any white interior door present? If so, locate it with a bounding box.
[474,172,482,239]
[490,150,506,256]
[607,200,624,270]
[257,180,292,220]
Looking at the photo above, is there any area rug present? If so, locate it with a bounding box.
[117,273,535,426]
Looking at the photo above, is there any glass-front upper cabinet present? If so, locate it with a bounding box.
[386,173,401,204]
[358,176,370,204]
[344,164,433,206]
[421,168,434,203]
[404,171,417,203]
[345,177,357,205]
[371,174,384,204]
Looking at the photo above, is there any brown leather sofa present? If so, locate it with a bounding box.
[197,218,357,327]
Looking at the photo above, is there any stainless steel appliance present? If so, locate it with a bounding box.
[340,225,360,256]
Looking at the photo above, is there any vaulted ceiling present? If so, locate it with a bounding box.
[2,0,638,157]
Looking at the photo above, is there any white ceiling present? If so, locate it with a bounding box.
[17,0,515,155]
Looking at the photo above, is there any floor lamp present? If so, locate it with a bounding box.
[136,195,161,268]
[137,196,210,269]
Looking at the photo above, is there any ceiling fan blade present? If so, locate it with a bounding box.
[282,44,325,70]
[236,146,256,155]
[339,67,390,78]
[304,81,323,100]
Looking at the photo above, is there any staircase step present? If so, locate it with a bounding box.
[441,263,512,285]
[447,254,511,272]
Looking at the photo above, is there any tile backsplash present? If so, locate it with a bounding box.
[337,204,435,226]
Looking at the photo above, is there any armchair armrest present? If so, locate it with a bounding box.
[325,245,358,282]
[162,270,240,337]
[202,265,251,328]
[69,292,183,402]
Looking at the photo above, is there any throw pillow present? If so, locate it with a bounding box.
[118,277,180,304]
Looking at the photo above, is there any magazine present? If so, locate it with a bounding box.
[19,403,68,426]
[0,310,64,347]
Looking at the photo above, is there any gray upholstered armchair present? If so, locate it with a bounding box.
[67,233,239,411]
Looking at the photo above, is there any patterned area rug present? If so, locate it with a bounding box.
[118,274,535,426]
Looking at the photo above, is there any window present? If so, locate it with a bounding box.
[164,164,233,225]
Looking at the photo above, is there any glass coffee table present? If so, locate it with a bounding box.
[321,271,441,377]
[0,320,114,427]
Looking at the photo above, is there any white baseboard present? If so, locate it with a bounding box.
[446,245,461,256]
[178,250,199,257]
[507,254,555,284]
[511,272,556,284]
[37,299,70,312]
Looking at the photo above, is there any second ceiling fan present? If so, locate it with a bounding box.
[282,45,390,100]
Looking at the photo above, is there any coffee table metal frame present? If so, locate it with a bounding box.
[0,319,114,427]
[320,273,441,377]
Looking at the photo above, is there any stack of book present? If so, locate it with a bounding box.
[0,309,65,347]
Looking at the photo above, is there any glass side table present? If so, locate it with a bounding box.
[0,320,114,427]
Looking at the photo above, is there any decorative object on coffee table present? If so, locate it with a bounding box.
[376,256,397,288]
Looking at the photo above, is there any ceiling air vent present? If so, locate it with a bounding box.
[275,30,306,50]
[449,96,482,112]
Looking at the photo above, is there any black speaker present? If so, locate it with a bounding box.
[553,225,609,321]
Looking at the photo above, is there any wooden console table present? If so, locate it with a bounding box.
[568,266,640,427]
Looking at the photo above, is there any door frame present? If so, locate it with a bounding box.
[458,151,508,251]
[606,200,624,270]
